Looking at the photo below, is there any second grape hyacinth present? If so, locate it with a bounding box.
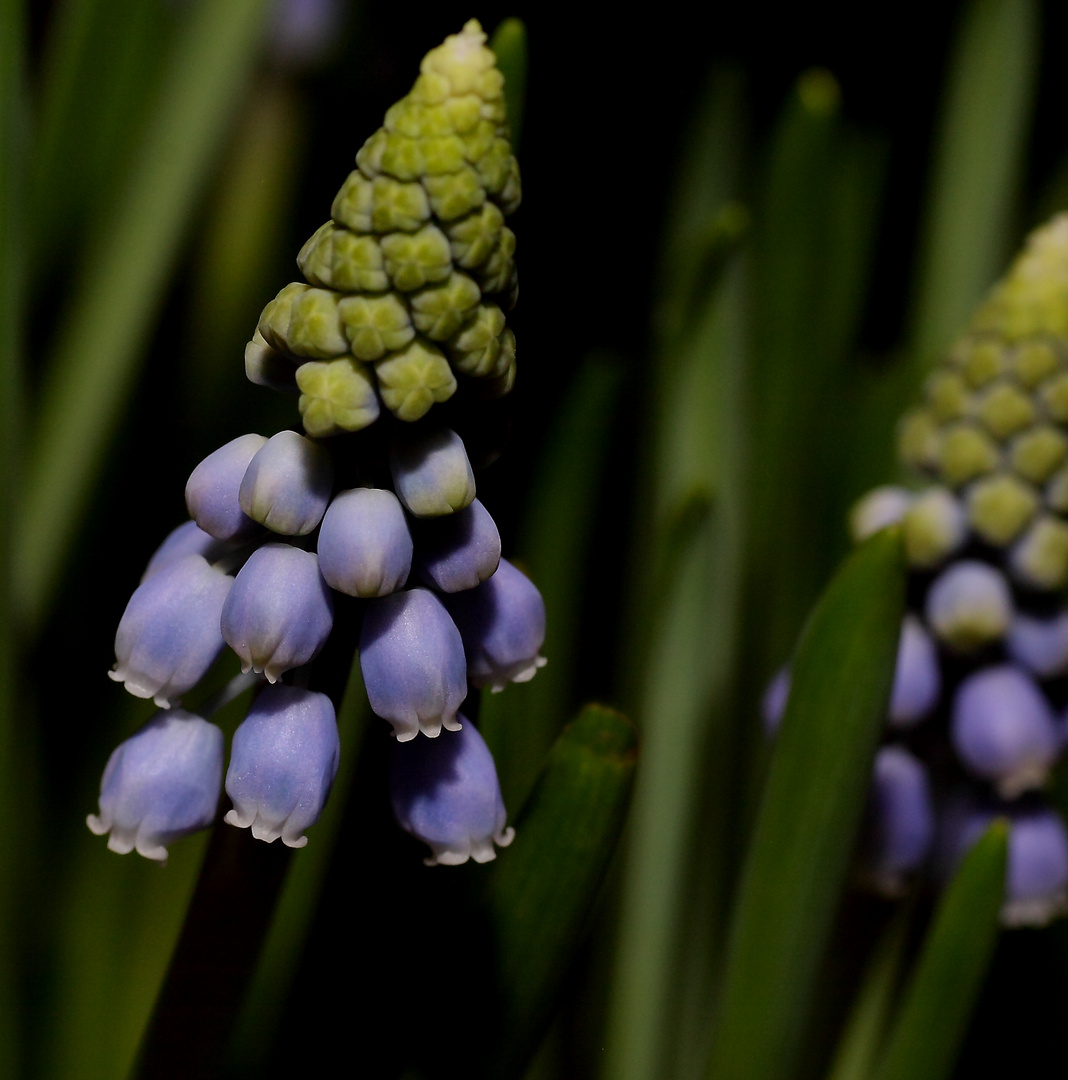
[767,216,1068,926]
[89,21,542,868]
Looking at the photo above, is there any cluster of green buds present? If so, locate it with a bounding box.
[245,18,520,436]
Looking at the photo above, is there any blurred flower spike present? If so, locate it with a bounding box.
[768,214,1068,926]
[88,21,535,865]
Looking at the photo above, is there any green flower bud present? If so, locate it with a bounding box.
[381,224,453,291]
[1039,371,1068,423]
[967,473,1039,546]
[448,304,507,377]
[1013,339,1063,387]
[410,273,481,340]
[475,225,516,295]
[975,381,1036,440]
[376,338,457,420]
[296,357,380,437]
[902,487,967,568]
[423,167,486,222]
[937,422,1000,487]
[1046,466,1068,513]
[337,293,414,361]
[286,287,349,359]
[371,175,431,233]
[258,282,308,353]
[1010,515,1068,590]
[1010,425,1068,484]
[298,223,390,293]
[447,202,504,269]
[954,337,1007,389]
[898,408,942,472]
[331,170,374,233]
[925,369,971,422]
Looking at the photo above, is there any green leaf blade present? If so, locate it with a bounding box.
[875,822,1008,1080]
[706,527,907,1080]
[486,703,638,1078]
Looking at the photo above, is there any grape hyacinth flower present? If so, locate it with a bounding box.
[92,21,537,869]
[859,745,934,896]
[887,615,941,728]
[950,665,1060,797]
[412,497,501,592]
[316,487,413,597]
[390,718,514,865]
[239,429,334,535]
[221,544,334,682]
[87,710,224,863]
[359,588,468,740]
[110,554,233,707]
[185,433,268,541]
[443,557,547,691]
[225,685,340,847]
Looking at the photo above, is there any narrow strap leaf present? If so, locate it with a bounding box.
[485,703,637,1079]
[705,527,906,1080]
[874,821,1008,1080]
[489,18,527,150]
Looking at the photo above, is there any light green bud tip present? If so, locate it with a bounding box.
[245,20,521,435]
[892,216,1068,587]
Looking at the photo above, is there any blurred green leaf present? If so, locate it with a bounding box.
[0,2,25,1072]
[485,703,637,1079]
[705,527,906,1080]
[30,0,173,284]
[489,17,527,150]
[909,0,1038,371]
[874,822,1007,1080]
[824,906,912,1080]
[16,0,270,634]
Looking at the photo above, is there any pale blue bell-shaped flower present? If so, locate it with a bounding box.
[390,717,514,865]
[924,559,1013,652]
[185,433,267,540]
[861,745,934,895]
[442,558,547,691]
[950,664,1060,797]
[238,429,334,535]
[141,520,229,583]
[317,487,412,597]
[412,498,501,592]
[87,709,224,862]
[221,543,334,682]
[224,685,340,847]
[110,554,233,707]
[389,425,476,517]
[1007,612,1068,679]
[887,615,941,728]
[849,485,913,542]
[359,587,467,740]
